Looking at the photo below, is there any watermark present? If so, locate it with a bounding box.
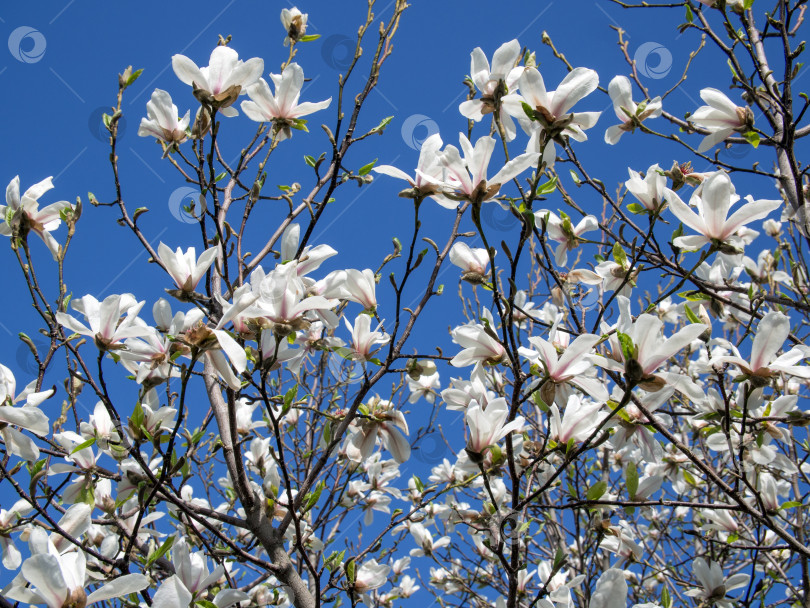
[8,26,46,64]
[88,106,127,143]
[327,352,364,386]
[413,432,449,464]
[401,114,439,151]
[634,42,672,79]
[720,142,749,161]
[321,34,355,71]
[486,509,526,551]
[480,202,517,233]
[16,336,48,376]
[168,186,207,224]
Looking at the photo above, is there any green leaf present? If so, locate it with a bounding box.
[744,0,754,9]
[782,501,802,509]
[617,331,635,362]
[71,437,96,454]
[299,34,321,42]
[586,481,607,501]
[743,131,760,148]
[324,550,345,572]
[569,169,581,185]
[214,172,227,182]
[132,207,148,222]
[370,116,394,135]
[683,470,697,486]
[662,586,671,608]
[627,202,647,215]
[345,559,356,585]
[146,536,175,568]
[304,481,325,512]
[626,461,639,499]
[195,600,218,608]
[685,4,694,22]
[683,304,701,324]
[612,242,628,268]
[536,176,558,196]
[304,155,316,168]
[358,159,377,176]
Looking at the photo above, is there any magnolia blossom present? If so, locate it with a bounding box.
[343,268,378,311]
[354,558,390,592]
[519,332,607,405]
[535,209,598,266]
[549,395,605,444]
[502,66,600,165]
[604,75,662,145]
[459,39,523,141]
[711,311,810,381]
[172,46,263,117]
[0,363,52,460]
[157,242,218,293]
[374,133,456,208]
[690,88,754,153]
[409,522,451,557]
[685,558,749,608]
[589,568,628,608]
[450,319,506,368]
[345,314,390,361]
[434,133,539,204]
[0,176,74,260]
[56,293,150,351]
[465,397,525,455]
[280,7,308,45]
[667,172,781,253]
[625,164,666,212]
[138,89,189,146]
[449,241,491,283]
[346,397,410,463]
[242,63,331,139]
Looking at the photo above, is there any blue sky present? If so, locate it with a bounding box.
[0,0,782,371]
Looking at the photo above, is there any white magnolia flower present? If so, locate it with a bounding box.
[56,293,150,351]
[242,63,331,139]
[625,164,666,212]
[604,75,662,145]
[280,7,308,45]
[0,176,74,260]
[157,242,218,293]
[450,241,491,283]
[685,557,749,608]
[138,89,190,146]
[690,88,754,153]
[535,209,599,266]
[667,172,780,253]
[459,39,523,141]
[172,46,263,117]
[374,133,457,208]
[465,397,525,455]
[354,558,390,592]
[0,363,52,460]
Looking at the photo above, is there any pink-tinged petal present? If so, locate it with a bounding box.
[551,67,599,116]
[439,145,473,195]
[604,125,625,145]
[172,54,208,89]
[206,350,242,390]
[469,48,491,92]
[644,323,706,374]
[276,63,304,115]
[490,151,540,186]
[6,176,20,208]
[750,312,789,372]
[554,243,568,267]
[22,554,67,608]
[518,68,549,110]
[152,575,193,608]
[147,89,177,131]
[0,406,48,435]
[590,569,628,608]
[22,177,54,202]
[383,426,411,463]
[373,165,414,184]
[572,111,601,130]
[700,88,740,116]
[658,372,706,403]
[241,99,270,122]
[666,188,706,234]
[86,574,149,604]
[500,93,530,122]
[193,247,219,285]
[213,589,250,608]
[723,197,781,237]
[608,76,635,119]
[55,312,92,337]
[224,56,264,91]
[53,504,91,553]
[289,98,332,118]
[697,127,735,153]
[212,329,247,374]
[459,99,486,121]
[673,234,711,251]
[490,39,521,79]
[700,172,733,237]
[570,375,609,402]
[2,427,40,460]
[469,135,495,187]
[557,334,601,374]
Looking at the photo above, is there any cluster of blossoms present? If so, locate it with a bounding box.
[0,4,807,608]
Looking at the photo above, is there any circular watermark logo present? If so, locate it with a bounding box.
[15,337,48,376]
[327,352,364,386]
[413,432,448,464]
[168,186,207,224]
[8,26,46,64]
[401,114,440,151]
[321,35,355,71]
[88,106,127,143]
[480,202,516,232]
[487,509,525,551]
[634,42,672,79]
[720,142,749,160]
